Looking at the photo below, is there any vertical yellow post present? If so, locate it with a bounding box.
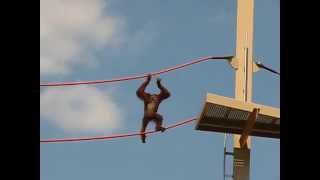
[233,0,254,180]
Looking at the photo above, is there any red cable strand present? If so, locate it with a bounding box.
[40,117,196,143]
[40,55,232,87]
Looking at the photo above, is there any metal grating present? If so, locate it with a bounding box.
[206,104,229,118]
[228,110,250,121]
[256,114,275,124]
[196,93,280,139]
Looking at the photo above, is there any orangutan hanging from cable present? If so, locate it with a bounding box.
[136,74,171,143]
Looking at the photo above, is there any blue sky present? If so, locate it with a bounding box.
[40,0,279,180]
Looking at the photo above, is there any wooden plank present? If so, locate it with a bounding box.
[206,93,279,119]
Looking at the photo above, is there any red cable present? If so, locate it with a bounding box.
[40,55,232,87]
[40,117,196,143]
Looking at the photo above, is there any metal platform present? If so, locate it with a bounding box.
[195,93,280,139]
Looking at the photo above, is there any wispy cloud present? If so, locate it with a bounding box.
[40,85,124,134]
[40,0,159,134]
[40,0,124,75]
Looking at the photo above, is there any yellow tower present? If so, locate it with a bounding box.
[195,1,280,180]
[233,0,255,179]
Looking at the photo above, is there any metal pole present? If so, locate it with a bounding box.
[233,0,255,180]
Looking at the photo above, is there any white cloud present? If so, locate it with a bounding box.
[40,85,124,134]
[40,0,123,75]
[40,0,162,134]
[40,0,160,134]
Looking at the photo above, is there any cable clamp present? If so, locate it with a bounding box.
[228,57,238,70]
